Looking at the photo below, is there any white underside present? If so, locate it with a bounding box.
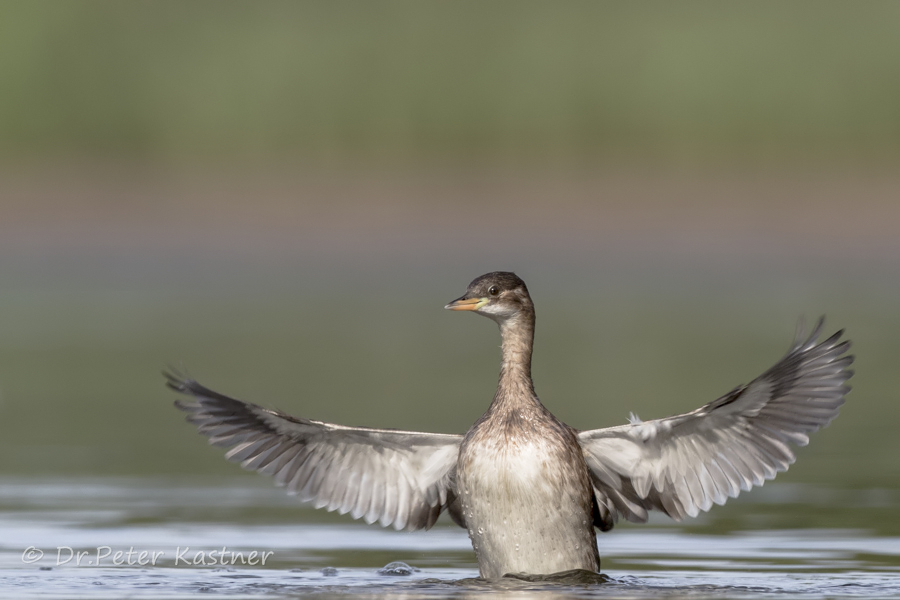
[457,437,599,579]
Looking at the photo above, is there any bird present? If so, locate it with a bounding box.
[170,271,853,579]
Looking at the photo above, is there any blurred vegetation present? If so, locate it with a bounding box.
[1,1,899,167]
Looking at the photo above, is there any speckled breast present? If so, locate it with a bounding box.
[456,417,600,579]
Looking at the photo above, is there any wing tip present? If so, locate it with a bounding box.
[164,367,210,399]
[164,368,249,408]
[793,315,827,349]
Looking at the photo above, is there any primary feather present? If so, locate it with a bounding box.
[577,317,852,528]
[168,373,462,531]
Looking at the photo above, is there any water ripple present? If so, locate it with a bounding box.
[2,477,900,599]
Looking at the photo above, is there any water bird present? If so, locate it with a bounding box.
[170,271,852,579]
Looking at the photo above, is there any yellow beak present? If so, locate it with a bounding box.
[444,297,489,311]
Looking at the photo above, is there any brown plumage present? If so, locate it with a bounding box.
[171,271,852,579]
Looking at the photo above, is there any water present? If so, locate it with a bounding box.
[2,478,899,599]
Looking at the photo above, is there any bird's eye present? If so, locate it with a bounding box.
[489,285,499,296]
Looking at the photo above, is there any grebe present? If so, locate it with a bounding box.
[171,271,852,579]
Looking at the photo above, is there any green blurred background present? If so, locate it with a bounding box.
[3,1,900,166]
[0,1,898,497]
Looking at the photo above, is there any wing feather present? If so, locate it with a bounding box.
[578,318,852,527]
[170,372,463,531]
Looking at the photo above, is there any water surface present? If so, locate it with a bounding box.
[2,478,899,599]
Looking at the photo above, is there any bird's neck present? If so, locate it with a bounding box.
[492,309,539,410]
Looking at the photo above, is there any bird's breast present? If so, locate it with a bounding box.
[456,417,599,578]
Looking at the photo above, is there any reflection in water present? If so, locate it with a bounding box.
[7,567,900,599]
[2,478,900,599]
[500,569,611,584]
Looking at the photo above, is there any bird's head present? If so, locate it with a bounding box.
[444,271,533,323]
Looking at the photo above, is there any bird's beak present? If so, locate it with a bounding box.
[444,296,489,311]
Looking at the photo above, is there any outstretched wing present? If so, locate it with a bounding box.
[578,318,853,529]
[169,373,463,531]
